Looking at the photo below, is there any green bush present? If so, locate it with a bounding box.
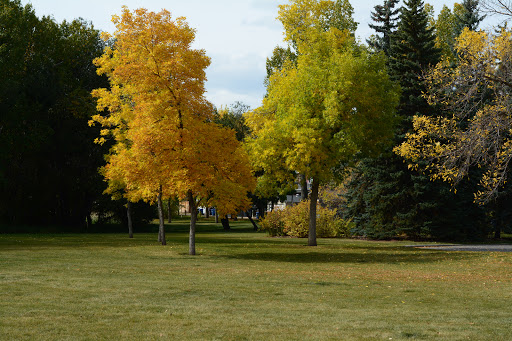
[332,217,355,238]
[260,200,353,238]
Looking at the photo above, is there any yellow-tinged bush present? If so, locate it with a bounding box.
[282,200,310,237]
[259,209,285,237]
[260,200,353,238]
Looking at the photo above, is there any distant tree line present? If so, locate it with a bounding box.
[2,0,512,242]
[0,0,154,231]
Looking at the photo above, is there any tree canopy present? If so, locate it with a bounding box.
[90,7,255,254]
[246,23,400,245]
[396,28,512,203]
[0,0,109,228]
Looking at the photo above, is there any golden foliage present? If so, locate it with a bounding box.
[90,7,254,215]
[396,28,512,203]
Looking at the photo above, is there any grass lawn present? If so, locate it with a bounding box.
[1,219,511,340]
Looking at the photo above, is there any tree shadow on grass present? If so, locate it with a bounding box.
[221,248,479,264]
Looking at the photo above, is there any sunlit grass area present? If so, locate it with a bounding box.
[1,219,511,340]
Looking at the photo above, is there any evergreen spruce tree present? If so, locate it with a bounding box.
[345,0,487,241]
[455,0,485,35]
[389,0,440,121]
[367,0,400,55]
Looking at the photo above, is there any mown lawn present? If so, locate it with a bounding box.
[1,219,511,340]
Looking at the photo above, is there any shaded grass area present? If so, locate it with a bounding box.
[1,219,512,340]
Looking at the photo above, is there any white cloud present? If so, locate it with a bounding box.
[206,88,262,110]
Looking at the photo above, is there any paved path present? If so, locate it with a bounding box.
[410,244,512,252]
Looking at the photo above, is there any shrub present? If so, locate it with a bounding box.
[260,200,353,238]
[259,209,285,237]
[316,205,337,238]
[332,217,355,238]
[282,201,310,238]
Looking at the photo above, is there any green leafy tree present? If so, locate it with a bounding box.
[246,27,400,246]
[430,1,484,62]
[434,5,459,61]
[0,0,110,229]
[263,0,360,203]
[215,102,252,141]
[278,0,357,50]
[265,46,297,86]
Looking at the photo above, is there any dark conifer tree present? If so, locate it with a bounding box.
[455,0,485,35]
[367,0,400,55]
[344,0,487,241]
[389,0,441,122]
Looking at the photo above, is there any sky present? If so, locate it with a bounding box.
[21,0,500,109]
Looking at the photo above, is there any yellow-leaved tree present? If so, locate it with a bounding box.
[90,7,255,254]
[245,22,400,246]
[396,28,512,203]
[395,28,512,203]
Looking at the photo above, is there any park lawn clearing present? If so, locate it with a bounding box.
[1,219,511,340]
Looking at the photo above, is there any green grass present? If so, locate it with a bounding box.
[1,219,512,340]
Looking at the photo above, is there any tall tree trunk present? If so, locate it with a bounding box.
[188,190,197,255]
[308,178,319,246]
[157,186,166,245]
[221,215,230,230]
[494,210,502,239]
[205,206,210,219]
[167,198,172,223]
[300,173,309,201]
[215,210,219,224]
[127,201,133,239]
[258,202,266,219]
[86,213,92,230]
[246,210,259,230]
[495,226,501,239]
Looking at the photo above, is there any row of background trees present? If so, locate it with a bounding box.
[344,0,488,241]
[344,0,512,241]
[1,0,512,242]
[253,0,512,242]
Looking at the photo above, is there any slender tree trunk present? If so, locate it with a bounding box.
[157,186,166,245]
[258,203,266,219]
[167,198,172,223]
[205,206,210,219]
[188,190,197,255]
[308,178,319,246]
[247,210,259,230]
[495,227,501,239]
[86,213,92,230]
[494,211,502,239]
[127,201,133,239]
[221,215,230,230]
[300,173,309,201]
[215,210,219,224]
